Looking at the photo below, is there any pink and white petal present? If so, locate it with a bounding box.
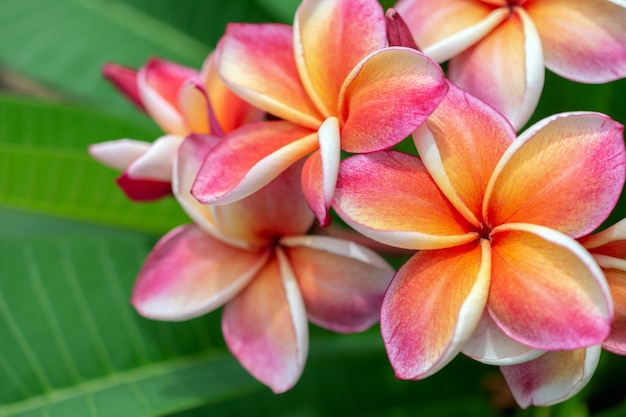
[580,218,626,259]
[132,224,270,321]
[88,138,150,172]
[294,0,387,116]
[448,8,544,130]
[102,63,145,111]
[462,311,545,366]
[394,0,505,62]
[127,134,184,182]
[484,113,626,238]
[281,235,393,332]
[192,121,318,205]
[115,173,172,201]
[301,117,341,226]
[222,248,308,394]
[200,52,265,134]
[339,47,447,153]
[527,0,626,82]
[217,23,323,128]
[501,346,602,408]
[138,59,198,135]
[382,240,491,380]
[211,160,314,249]
[489,223,613,350]
[595,255,626,354]
[333,151,477,250]
[414,81,515,227]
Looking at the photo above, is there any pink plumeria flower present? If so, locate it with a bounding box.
[190,0,448,225]
[394,0,626,129]
[333,83,625,389]
[131,134,394,393]
[89,55,262,200]
[498,219,626,407]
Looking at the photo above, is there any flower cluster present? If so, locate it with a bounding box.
[90,0,626,408]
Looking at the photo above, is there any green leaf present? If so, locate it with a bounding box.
[0,94,189,233]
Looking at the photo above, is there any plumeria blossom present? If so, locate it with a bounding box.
[89,55,262,200]
[190,0,448,225]
[333,83,626,403]
[394,0,626,129]
[131,134,394,393]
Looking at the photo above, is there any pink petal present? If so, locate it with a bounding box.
[88,139,150,172]
[462,311,545,366]
[414,81,515,227]
[484,112,626,238]
[138,59,198,135]
[385,8,419,50]
[527,0,626,82]
[127,134,184,182]
[488,223,613,350]
[448,8,544,129]
[217,23,323,128]
[501,346,601,408]
[382,240,491,379]
[281,235,393,333]
[222,248,308,393]
[595,255,626,354]
[294,0,387,117]
[394,0,507,62]
[102,63,145,111]
[339,47,447,153]
[580,218,626,259]
[132,224,269,320]
[301,117,341,226]
[115,173,172,201]
[192,121,318,205]
[333,151,477,250]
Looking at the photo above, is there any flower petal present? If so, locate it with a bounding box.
[448,8,544,129]
[222,248,308,393]
[88,138,150,172]
[462,311,545,366]
[178,79,211,135]
[501,346,601,408]
[115,173,172,201]
[385,8,419,50]
[333,151,477,250]
[281,235,393,333]
[484,113,626,238]
[217,23,322,128]
[301,117,341,226]
[488,223,613,350]
[131,224,269,321]
[527,0,626,82]
[294,0,387,117]
[595,255,626,354]
[339,47,447,153]
[191,121,318,205]
[138,59,198,135]
[382,240,491,380]
[414,81,515,227]
[394,0,506,62]
[580,218,626,259]
[127,134,184,182]
[102,63,145,111]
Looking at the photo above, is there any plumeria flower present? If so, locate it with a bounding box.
[190,0,448,225]
[394,0,626,129]
[131,134,394,393]
[89,55,262,200]
[498,219,626,407]
[332,83,626,402]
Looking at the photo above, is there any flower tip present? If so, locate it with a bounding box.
[385,8,420,50]
[102,62,146,111]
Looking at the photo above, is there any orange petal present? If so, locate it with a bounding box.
[488,223,613,350]
[333,151,477,250]
[217,23,323,128]
[339,47,447,153]
[484,113,626,238]
[448,8,544,129]
[414,81,515,227]
[382,240,491,379]
[501,346,601,408]
[527,0,626,82]
[294,0,387,117]
[222,248,308,393]
[580,218,626,259]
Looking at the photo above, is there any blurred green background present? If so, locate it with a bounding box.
[0,0,625,416]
